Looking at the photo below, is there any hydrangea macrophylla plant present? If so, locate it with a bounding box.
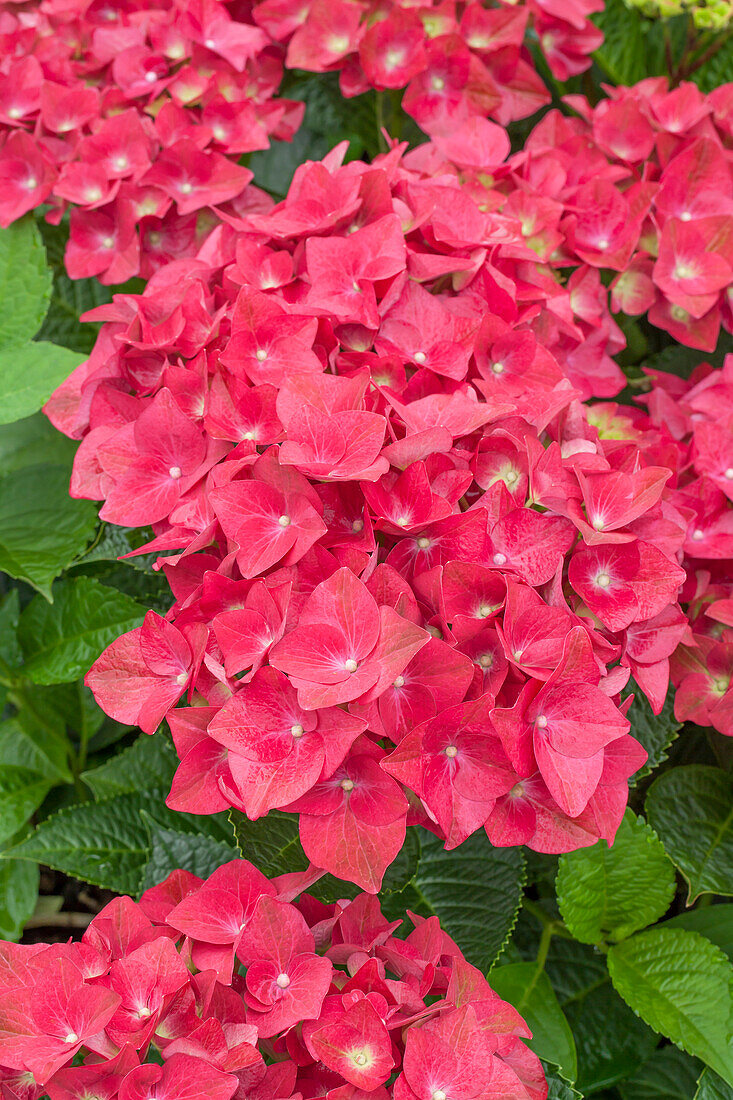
[0,0,303,278]
[42,141,691,891]
[0,860,547,1100]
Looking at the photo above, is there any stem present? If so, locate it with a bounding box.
[664,22,675,80]
[681,31,732,78]
[522,897,555,927]
[535,921,553,974]
[375,92,388,154]
[522,897,574,939]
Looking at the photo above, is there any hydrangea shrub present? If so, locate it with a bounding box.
[0,0,732,1097]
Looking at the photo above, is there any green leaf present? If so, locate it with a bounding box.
[0,413,77,474]
[0,849,39,942]
[231,809,306,878]
[0,217,52,348]
[532,935,657,1094]
[696,1067,733,1100]
[0,342,85,425]
[82,735,177,800]
[37,269,110,355]
[0,589,21,675]
[665,906,733,966]
[543,1065,583,1100]
[141,824,239,891]
[0,461,97,598]
[406,829,525,972]
[618,1047,703,1100]
[0,766,53,845]
[490,963,577,1082]
[0,713,70,781]
[625,684,682,786]
[18,576,145,685]
[591,0,647,84]
[4,792,161,894]
[556,810,676,944]
[607,927,733,1086]
[691,33,733,94]
[646,766,733,901]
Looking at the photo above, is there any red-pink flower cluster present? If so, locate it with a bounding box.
[254,0,602,132]
[0,0,303,280]
[45,143,688,891]
[0,0,605,283]
[638,353,733,737]
[502,79,733,352]
[0,860,547,1100]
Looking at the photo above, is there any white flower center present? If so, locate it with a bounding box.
[169,465,182,479]
[278,514,291,527]
[276,972,291,988]
[291,724,304,739]
[344,658,358,673]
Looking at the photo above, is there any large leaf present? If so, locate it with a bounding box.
[543,1065,583,1100]
[556,810,675,944]
[607,927,733,1086]
[692,34,733,94]
[646,766,733,901]
[141,824,239,891]
[0,413,77,474]
[0,342,85,425]
[696,1068,733,1100]
[665,906,733,966]
[18,576,145,685]
[231,809,306,877]
[4,792,160,895]
[82,735,177,800]
[37,268,109,355]
[625,684,682,786]
[0,713,71,782]
[0,767,53,846]
[535,935,657,1094]
[0,589,21,677]
[618,1047,703,1100]
[490,963,577,1083]
[0,461,97,598]
[591,0,647,84]
[406,829,525,972]
[0,848,39,942]
[0,217,52,348]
